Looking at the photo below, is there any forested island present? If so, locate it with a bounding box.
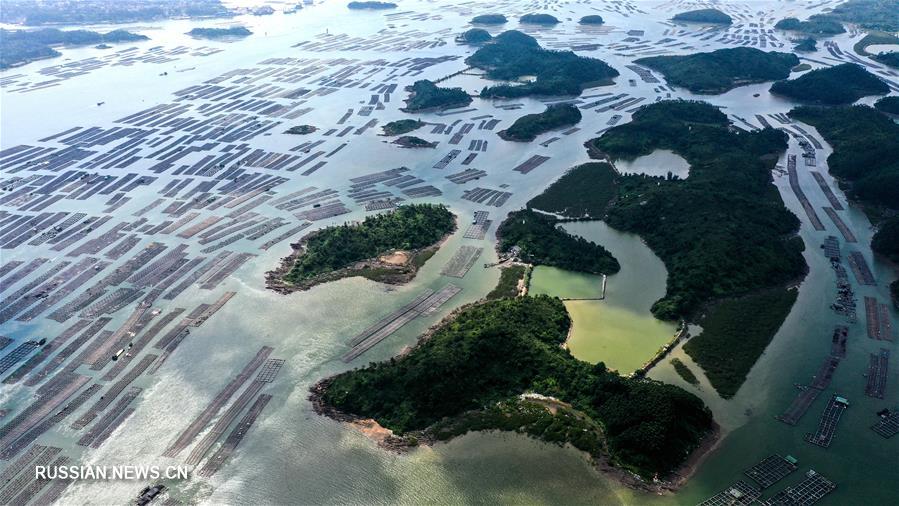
[457,28,492,45]
[401,80,472,112]
[770,63,889,105]
[392,136,436,148]
[634,47,798,94]
[470,14,507,25]
[467,30,618,98]
[498,104,582,142]
[672,9,732,25]
[497,210,620,275]
[313,295,714,480]
[774,16,845,35]
[872,219,899,263]
[873,52,899,69]
[186,26,252,39]
[789,105,899,213]
[381,119,423,136]
[0,0,232,25]
[285,125,317,135]
[527,162,617,219]
[1,28,148,68]
[584,100,806,397]
[875,96,899,115]
[794,37,817,52]
[268,204,455,292]
[579,15,604,25]
[519,14,560,25]
[347,1,397,10]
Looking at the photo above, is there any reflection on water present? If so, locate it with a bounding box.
[615,149,690,179]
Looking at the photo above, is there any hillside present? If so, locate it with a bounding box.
[402,80,472,112]
[499,103,582,142]
[769,63,889,105]
[672,9,732,24]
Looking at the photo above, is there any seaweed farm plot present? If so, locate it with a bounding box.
[805,395,850,449]
[744,455,798,490]
[441,246,483,278]
[759,470,836,506]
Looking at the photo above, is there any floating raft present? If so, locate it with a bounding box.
[196,393,272,477]
[441,246,483,278]
[804,395,849,448]
[759,470,835,506]
[743,455,798,489]
[871,409,899,438]
[698,480,760,506]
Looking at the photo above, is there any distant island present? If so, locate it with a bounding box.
[381,119,423,136]
[470,14,507,25]
[392,136,436,148]
[824,0,899,32]
[793,37,817,52]
[285,125,317,135]
[267,204,455,292]
[312,295,713,482]
[186,26,252,39]
[770,63,889,105]
[347,1,396,10]
[579,15,604,25]
[672,9,732,25]
[774,16,845,35]
[0,0,232,25]
[875,96,899,115]
[634,47,798,94]
[401,80,472,113]
[456,28,492,45]
[497,209,620,275]
[498,103,582,142]
[467,30,619,98]
[1,28,148,69]
[519,13,560,25]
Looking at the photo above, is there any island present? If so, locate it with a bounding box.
[312,295,714,482]
[634,47,799,94]
[285,125,317,135]
[774,16,845,35]
[381,119,423,136]
[0,0,232,25]
[470,14,507,25]
[672,9,733,25]
[875,96,899,115]
[498,103,582,142]
[579,15,604,25]
[186,26,252,39]
[788,105,899,218]
[873,51,899,69]
[347,1,396,10]
[267,204,455,292]
[1,28,148,69]
[586,100,806,397]
[519,14,560,25]
[467,30,619,98]
[793,37,817,52]
[456,28,492,45]
[497,209,620,275]
[401,80,472,113]
[392,136,436,148]
[769,63,889,105]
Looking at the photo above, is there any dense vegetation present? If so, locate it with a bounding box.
[485,265,527,300]
[670,358,699,386]
[382,119,423,136]
[789,105,899,211]
[0,0,231,25]
[794,37,817,52]
[458,28,492,44]
[186,26,251,39]
[0,28,148,68]
[873,52,899,69]
[471,14,507,25]
[852,32,899,56]
[635,47,799,94]
[283,204,454,284]
[402,80,472,112]
[769,63,889,105]
[892,281,899,310]
[347,1,396,9]
[527,162,617,219]
[499,104,582,142]
[520,14,559,25]
[872,218,899,263]
[285,125,317,135]
[497,210,620,275]
[684,288,798,398]
[875,96,899,115]
[589,100,806,319]
[467,30,618,98]
[774,16,845,35]
[321,296,714,477]
[579,15,604,25]
[825,0,899,32]
[672,9,732,25]
[392,136,436,148]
